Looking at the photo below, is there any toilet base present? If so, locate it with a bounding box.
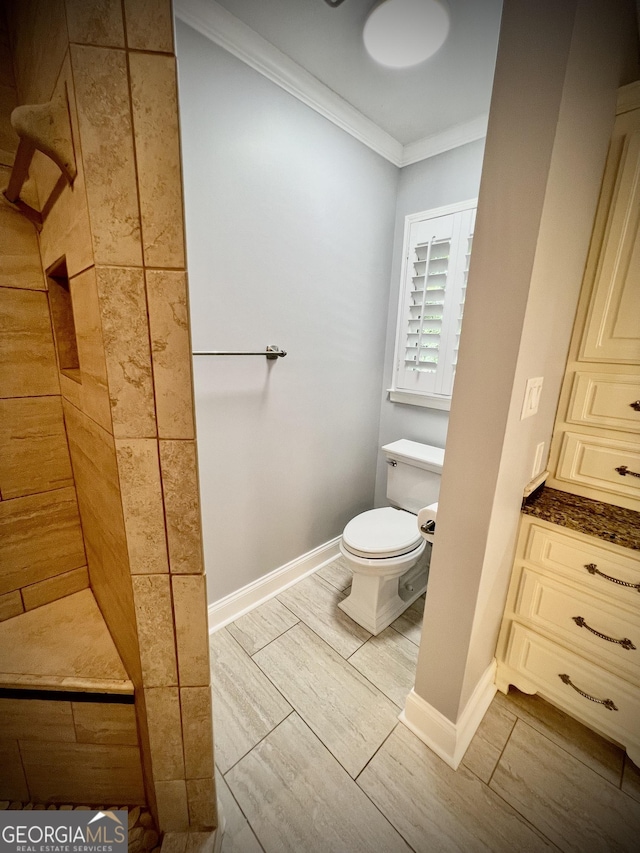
[338,552,429,636]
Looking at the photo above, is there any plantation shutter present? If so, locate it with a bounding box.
[394,204,476,400]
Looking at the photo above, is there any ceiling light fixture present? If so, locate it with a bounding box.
[363,0,450,68]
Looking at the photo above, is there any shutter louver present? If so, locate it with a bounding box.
[393,202,476,401]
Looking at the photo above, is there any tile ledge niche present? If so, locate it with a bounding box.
[0,588,133,694]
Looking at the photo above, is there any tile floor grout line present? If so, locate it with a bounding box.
[244,618,301,659]
[502,705,628,791]
[220,708,296,779]
[352,722,421,853]
[291,714,421,853]
[484,784,566,853]
[249,638,398,783]
[486,712,518,788]
[216,766,266,853]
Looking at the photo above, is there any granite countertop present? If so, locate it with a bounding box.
[522,487,640,551]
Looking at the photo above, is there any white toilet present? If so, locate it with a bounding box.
[338,439,444,635]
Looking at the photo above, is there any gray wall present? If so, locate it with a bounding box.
[374,141,486,506]
[176,21,399,603]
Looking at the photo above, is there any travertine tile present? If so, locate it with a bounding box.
[33,55,94,279]
[129,53,185,268]
[0,739,29,801]
[359,723,553,853]
[20,740,145,804]
[131,575,178,687]
[209,628,291,774]
[0,488,85,596]
[622,757,640,803]
[146,270,195,440]
[160,441,204,574]
[69,266,112,432]
[227,713,411,853]
[5,0,67,104]
[185,831,217,853]
[490,720,640,852]
[160,834,188,853]
[0,397,73,499]
[0,698,75,742]
[254,623,398,778]
[0,589,130,688]
[65,0,125,47]
[0,288,59,397]
[124,0,174,52]
[144,687,185,781]
[63,400,141,686]
[116,440,168,574]
[0,591,23,622]
[155,780,189,832]
[172,575,211,686]
[0,193,44,290]
[347,626,419,708]
[494,687,625,785]
[227,598,298,656]
[72,702,138,745]
[461,699,517,783]
[277,574,370,658]
[180,687,214,779]
[186,778,217,830]
[215,769,263,853]
[22,566,89,611]
[316,556,352,592]
[71,45,142,266]
[96,267,156,438]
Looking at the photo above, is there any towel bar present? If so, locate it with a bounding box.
[193,345,286,360]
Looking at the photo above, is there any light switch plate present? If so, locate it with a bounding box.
[521,377,543,419]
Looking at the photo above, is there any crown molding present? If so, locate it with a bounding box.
[174,0,404,165]
[174,0,486,168]
[401,114,488,167]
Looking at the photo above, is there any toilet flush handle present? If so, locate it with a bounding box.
[387,459,397,467]
[421,520,436,535]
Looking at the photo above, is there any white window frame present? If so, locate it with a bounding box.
[389,198,477,410]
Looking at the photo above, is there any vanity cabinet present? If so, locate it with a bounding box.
[497,82,640,765]
[548,83,640,511]
[496,516,640,765]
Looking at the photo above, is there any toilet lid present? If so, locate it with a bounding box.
[343,508,422,559]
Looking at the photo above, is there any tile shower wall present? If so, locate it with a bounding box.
[3,0,215,832]
[0,27,88,621]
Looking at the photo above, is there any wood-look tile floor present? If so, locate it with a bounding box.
[210,559,640,853]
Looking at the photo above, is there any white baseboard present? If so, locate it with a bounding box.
[399,659,497,769]
[207,537,341,632]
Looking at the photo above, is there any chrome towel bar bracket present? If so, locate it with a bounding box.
[193,345,287,360]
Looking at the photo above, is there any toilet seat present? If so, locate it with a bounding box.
[342,507,422,559]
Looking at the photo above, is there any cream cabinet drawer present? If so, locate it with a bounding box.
[567,372,640,433]
[525,523,640,604]
[505,624,640,746]
[515,568,640,681]
[557,432,640,501]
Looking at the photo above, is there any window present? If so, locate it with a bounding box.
[390,199,476,409]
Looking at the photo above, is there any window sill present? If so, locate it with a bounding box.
[388,389,451,411]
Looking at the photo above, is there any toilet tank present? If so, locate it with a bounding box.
[382,439,444,513]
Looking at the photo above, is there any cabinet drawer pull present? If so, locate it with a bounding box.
[584,563,640,592]
[615,465,640,478]
[571,616,636,650]
[630,401,640,412]
[558,674,618,711]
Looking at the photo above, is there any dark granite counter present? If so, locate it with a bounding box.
[522,487,640,551]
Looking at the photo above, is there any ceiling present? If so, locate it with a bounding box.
[179,0,503,151]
